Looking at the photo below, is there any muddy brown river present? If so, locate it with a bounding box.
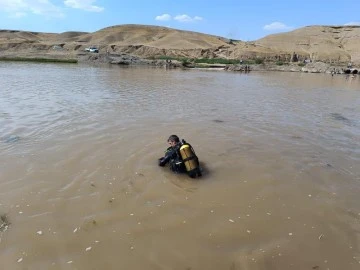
[0,62,359,269]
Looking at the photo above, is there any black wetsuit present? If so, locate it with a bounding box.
[158,143,186,173]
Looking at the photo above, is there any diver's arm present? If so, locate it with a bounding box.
[158,156,169,166]
[158,147,176,166]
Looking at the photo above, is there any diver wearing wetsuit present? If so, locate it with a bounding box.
[158,135,186,173]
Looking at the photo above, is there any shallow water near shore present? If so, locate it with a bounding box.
[0,62,360,269]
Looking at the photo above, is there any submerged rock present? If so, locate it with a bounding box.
[0,214,10,232]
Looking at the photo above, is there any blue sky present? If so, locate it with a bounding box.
[0,0,359,41]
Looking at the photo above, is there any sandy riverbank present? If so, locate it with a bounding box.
[0,50,358,75]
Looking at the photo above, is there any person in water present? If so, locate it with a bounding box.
[158,135,202,178]
[158,135,186,173]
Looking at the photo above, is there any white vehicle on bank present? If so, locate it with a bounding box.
[85,47,99,53]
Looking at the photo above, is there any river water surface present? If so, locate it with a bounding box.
[0,62,360,270]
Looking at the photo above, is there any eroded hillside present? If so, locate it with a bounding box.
[0,24,359,65]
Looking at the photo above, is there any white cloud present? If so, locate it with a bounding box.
[263,22,293,31]
[64,0,104,12]
[0,0,27,11]
[10,12,27,18]
[344,22,360,26]
[0,0,64,18]
[174,14,203,23]
[155,14,171,21]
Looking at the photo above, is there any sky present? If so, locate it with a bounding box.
[0,0,359,41]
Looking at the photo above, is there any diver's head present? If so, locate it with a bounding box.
[167,135,179,147]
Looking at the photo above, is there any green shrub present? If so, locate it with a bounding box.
[276,61,284,66]
[157,55,176,60]
[298,62,305,67]
[243,60,255,65]
[255,58,264,64]
[194,58,239,65]
[181,58,192,67]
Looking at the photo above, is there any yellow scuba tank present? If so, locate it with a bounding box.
[179,140,201,178]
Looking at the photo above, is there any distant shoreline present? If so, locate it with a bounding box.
[0,56,77,63]
[0,52,358,75]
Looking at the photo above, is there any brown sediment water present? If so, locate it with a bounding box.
[0,63,359,269]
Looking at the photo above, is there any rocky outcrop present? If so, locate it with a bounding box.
[225,62,351,74]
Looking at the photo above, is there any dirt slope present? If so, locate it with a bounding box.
[0,24,359,65]
[255,25,360,63]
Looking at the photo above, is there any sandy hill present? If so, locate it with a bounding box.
[56,31,89,41]
[0,30,53,42]
[0,24,359,65]
[254,25,360,63]
[73,24,232,49]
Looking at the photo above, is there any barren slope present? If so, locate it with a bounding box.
[255,25,360,63]
[0,24,359,65]
[69,24,232,49]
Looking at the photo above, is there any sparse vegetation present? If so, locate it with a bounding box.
[298,62,305,67]
[181,58,193,67]
[154,56,281,67]
[157,56,176,60]
[255,58,264,64]
[0,57,78,63]
[194,58,239,65]
[240,60,256,65]
[156,56,246,65]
